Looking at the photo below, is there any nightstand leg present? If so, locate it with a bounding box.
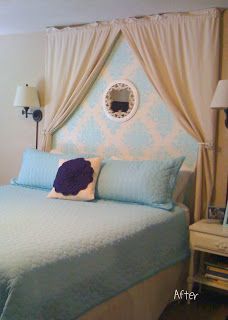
[198,252,205,294]
[187,249,195,304]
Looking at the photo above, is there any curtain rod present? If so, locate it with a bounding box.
[46,15,145,30]
[46,7,222,30]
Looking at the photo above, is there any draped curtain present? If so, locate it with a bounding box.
[121,8,220,220]
[43,8,220,221]
[42,24,120,150]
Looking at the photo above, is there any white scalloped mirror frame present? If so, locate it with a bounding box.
[103,80,139,122]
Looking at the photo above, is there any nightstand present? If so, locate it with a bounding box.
[188,219,228,296]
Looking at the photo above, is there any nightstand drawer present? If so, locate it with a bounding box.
[190,231,228,255]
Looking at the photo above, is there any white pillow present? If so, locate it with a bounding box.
[173,170,193,202]
[50,149,63,154]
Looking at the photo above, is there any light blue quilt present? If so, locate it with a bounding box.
[0,185,189,320]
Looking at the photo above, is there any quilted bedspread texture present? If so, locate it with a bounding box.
[0,185,189,320]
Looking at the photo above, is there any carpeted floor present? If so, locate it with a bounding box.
[159,290,228,320]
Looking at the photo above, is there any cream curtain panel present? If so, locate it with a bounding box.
[121,8,220,220]
[42,24,120,150]
[43,8,220,221]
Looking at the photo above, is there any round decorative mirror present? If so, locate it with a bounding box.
[103,80,139,122]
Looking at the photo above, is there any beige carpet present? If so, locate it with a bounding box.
[159,290,228,320]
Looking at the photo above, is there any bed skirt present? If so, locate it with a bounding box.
[79,259,188,320]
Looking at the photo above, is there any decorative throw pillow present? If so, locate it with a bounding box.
[12,148,86,190]
[48,157,101,201]
[96,157,185,210]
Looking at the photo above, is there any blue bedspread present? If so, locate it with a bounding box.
[0,185,189,320]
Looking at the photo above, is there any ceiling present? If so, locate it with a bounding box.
[0,0,228,35]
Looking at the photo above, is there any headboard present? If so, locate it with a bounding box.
[53,34,198,171]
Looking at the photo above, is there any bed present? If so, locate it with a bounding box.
[0,181,189,320]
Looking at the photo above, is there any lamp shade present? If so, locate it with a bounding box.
[14,84,40,108]
[210,80,228,109]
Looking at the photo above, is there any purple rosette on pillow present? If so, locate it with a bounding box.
[53,158,94,196]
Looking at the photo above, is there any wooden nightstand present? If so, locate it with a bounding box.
[188,219,228,295]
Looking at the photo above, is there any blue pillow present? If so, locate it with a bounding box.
[96,157,185,210]
[12,148,83,190]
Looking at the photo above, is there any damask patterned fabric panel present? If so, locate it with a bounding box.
[53,35,198,170]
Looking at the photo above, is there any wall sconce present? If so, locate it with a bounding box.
[210,80,228,128]
[14,84,43,149]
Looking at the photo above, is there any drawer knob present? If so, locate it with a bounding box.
[216,242,222,248]
[216,242,227,250]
